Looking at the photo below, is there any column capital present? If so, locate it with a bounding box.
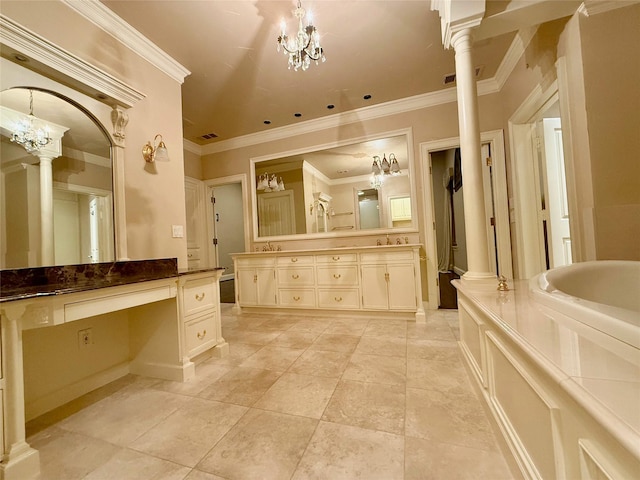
[431,0,485,49]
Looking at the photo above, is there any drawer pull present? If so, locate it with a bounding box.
[187,253,193,258]
[291,257,298,262]
[334,296,343,302]
[332,256,340,261]
[195,292,206,301]
[293,296,301,301]
[197,330,207,340]
[384,272,390,282]
[333,273,341,279]
[254,274,258,282]
[292,274,299,279]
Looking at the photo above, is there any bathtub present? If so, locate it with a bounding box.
[529,261,640,349]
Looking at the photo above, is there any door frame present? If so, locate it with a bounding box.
[420,129,511,310]
[204,174,250,277]
[508,71,579,279]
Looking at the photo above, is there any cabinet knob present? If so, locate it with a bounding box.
[195,292,206,301]
[384,272,390,282]
[292,274,299,279]
[291,257,298,262]
[334,296,343,302]
[197,330,207,340]
[254,274,258,282]
[293,296,301,301]
[332,256,340,261]
[333,274,341,279]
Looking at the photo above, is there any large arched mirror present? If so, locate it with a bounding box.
[251,130,416,241]
[0,87,114,268]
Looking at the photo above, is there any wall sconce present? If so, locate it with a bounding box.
[142,134,169,162]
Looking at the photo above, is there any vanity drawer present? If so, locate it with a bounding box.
[276,255,314,265]
[278,288,316,308]
[316,253,357,264]
[182,277,216,316]
[317,288,360,309]
[277,266,315,286]
[184,312,216,357]
[360,250,415,263]
[316,266,359,286]
[236,257,275,267]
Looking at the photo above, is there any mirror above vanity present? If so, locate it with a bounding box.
[251,129,417,241]
[0,87,115,269]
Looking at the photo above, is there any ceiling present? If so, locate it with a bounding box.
[99,0,518,146]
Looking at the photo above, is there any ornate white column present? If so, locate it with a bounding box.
[451,29,494,280]
[33,126,68,266]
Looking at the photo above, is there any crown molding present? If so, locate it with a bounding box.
[182,139,202,155]
[61,0,190,84]
[0,14,146,108]
[494,26,538,91]
[202,88,458,155]
[578,0,640,16]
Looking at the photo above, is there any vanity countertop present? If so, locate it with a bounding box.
[232,243,422,257]
[0,259,218,303]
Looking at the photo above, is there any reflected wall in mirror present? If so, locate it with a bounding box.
[0,87,114,268]
[253,131,415,240]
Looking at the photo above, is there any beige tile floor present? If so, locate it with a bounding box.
[27,304,519,480]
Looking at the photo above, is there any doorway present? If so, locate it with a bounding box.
[509,81,574,279]
[205,175,250,302]
[421,130,512,310]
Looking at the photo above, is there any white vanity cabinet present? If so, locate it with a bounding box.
[178,271,225,359]
[235,257,277,306]
[360,250,418,311]
[232,245,424,320]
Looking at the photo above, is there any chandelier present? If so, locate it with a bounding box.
[370,153,400,189]
[277,1,325,71]
[11,89,51,153]
[257,173,285,192]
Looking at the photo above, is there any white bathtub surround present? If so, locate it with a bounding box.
[454,264,640,479]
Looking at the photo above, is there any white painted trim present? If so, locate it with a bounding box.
[420,130,511,309]
[578,0,640,17]
[0,14,145,108]
[494,26,538,91]
[60,0,190,84]
[183,139,202,155]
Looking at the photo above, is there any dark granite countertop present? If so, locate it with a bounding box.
[0,259,182,303]
[178,266,225,276]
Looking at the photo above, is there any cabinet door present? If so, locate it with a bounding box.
[361,264,389,310]
[387,263,417,310]
[256,268,277,305]
[237,268,259,305]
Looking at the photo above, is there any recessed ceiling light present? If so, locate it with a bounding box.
[337,169,349,174]
[263,120,271,125]
[294,112,302,117]
[96,93,108,100]
[363,94,372,100]
[13,53,28,62]
[327,104,335,109]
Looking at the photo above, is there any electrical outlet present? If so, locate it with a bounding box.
[78,328,93,349]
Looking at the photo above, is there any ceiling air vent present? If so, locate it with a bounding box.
[443,65,485,85]
[200,132,218,140]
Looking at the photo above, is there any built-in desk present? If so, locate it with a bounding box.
[0,259,227,480]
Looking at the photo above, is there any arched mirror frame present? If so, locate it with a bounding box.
[250,127,419,242]
[1,16,147,262]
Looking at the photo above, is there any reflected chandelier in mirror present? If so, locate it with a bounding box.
[251,130,416,240]
[0,87,115,269]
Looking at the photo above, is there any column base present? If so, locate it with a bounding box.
[461,271,498,286]
[0,442,40,480]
